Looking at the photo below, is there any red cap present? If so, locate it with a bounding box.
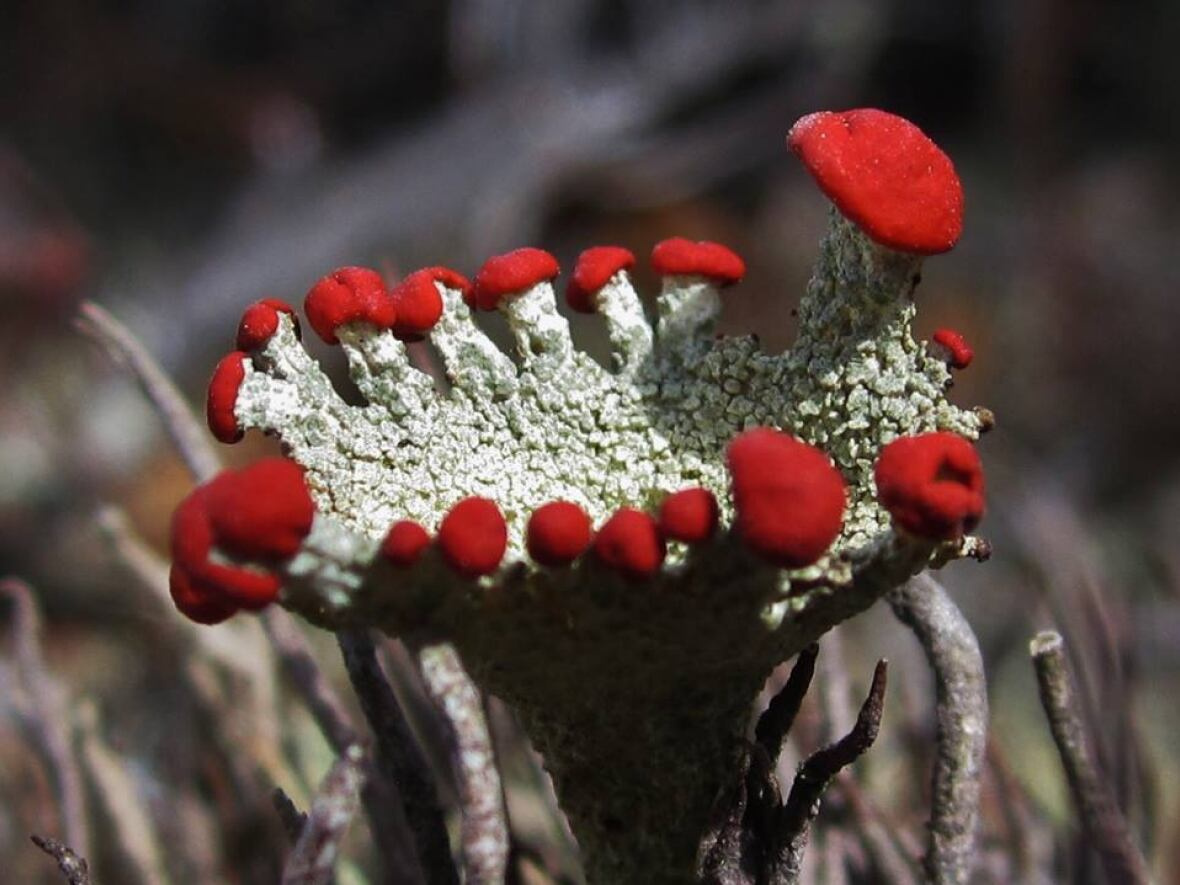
[650,238,745,286]
[526,500,593,566]
[566,246,636,313]
[874,432,984,540]
[470,248,560,311]
[381,520,432,568]
[304,266,396,344]
[207,351,247,444]
[437,497,508,577]
[593,508,666,580]
[390,267,470,340]
[932,328,974,369]
[204,458,315,560]
[236,298,298,351]
[727,428,846,568]
[169,565,237,625]
[170,482,285,613]
[788,109,963,255]
[658,487,719,544]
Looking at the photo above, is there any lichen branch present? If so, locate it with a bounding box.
[755,643,819,762]
[770,659,887,883]
[338,630,454,884]
[282,744,366,885]
[1030,630,1150,885]
[76,300,221,482]
[887,573,986,884]
[418,643,509,885]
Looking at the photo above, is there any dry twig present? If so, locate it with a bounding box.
[1030,630,1150,884]
[418,642,509,885]
[339,630,453,884]
[771,660,888,883]
[30,835,92,885]
[888,573,987,884]
[283,745,367,885]
[76,300,221,482]
[2,578,90,862]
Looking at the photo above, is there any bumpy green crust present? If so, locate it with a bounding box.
[230,209,984,882]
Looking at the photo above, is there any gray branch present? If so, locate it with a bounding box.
[30,835,92,885]
[1030,631,1150,885]
[338,630,454,884]
[282,745,366,885]
[76,300,221,482]
[418,643,509,885]
[2,579,90,862]
[888,574,986,884]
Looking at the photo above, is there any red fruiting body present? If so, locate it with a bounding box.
[566,246,636,313]
[470,248,560,311]
[437,497,508,577]
[304,266,396,344]
[931,328,974,369]
[787,109,963,255]
[658,487,720,544]
[207,351,247,444]
[727,428,846,568]
[170,485,284,611]
[169,565,237,625]
[526,501,593,566]
[650,238,746,286]
[593,508,666,580]
[205,458,315,560]
[236,298,297,351]
[381,520,432,568]
[874,432,984,540]
[168,458,315,618]
[391,267,470,340]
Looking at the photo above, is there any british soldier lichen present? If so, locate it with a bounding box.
[169,108,990,884]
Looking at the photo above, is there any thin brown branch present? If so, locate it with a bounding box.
[2,578,90,861]
[262,612,359,754]
[76,300,221,482]
[888,573,986,884]
[282,745,367,885]
[755,644,819,762]
[1030,630,1151,885]
[418,642,509,885]
[771,660,888,883]
[339,630,453,884]
[267,618,424,882]
[30,835,92,885]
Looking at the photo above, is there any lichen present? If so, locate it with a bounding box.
[185,113,989,883]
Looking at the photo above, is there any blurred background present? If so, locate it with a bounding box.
[2,0,1179,881]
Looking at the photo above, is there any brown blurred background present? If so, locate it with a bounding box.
[2,0,1179,881]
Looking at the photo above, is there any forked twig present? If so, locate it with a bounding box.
[771,660,888,882]
[1030,631,1150,885]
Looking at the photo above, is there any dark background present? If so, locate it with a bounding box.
[2,1,1178,881]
